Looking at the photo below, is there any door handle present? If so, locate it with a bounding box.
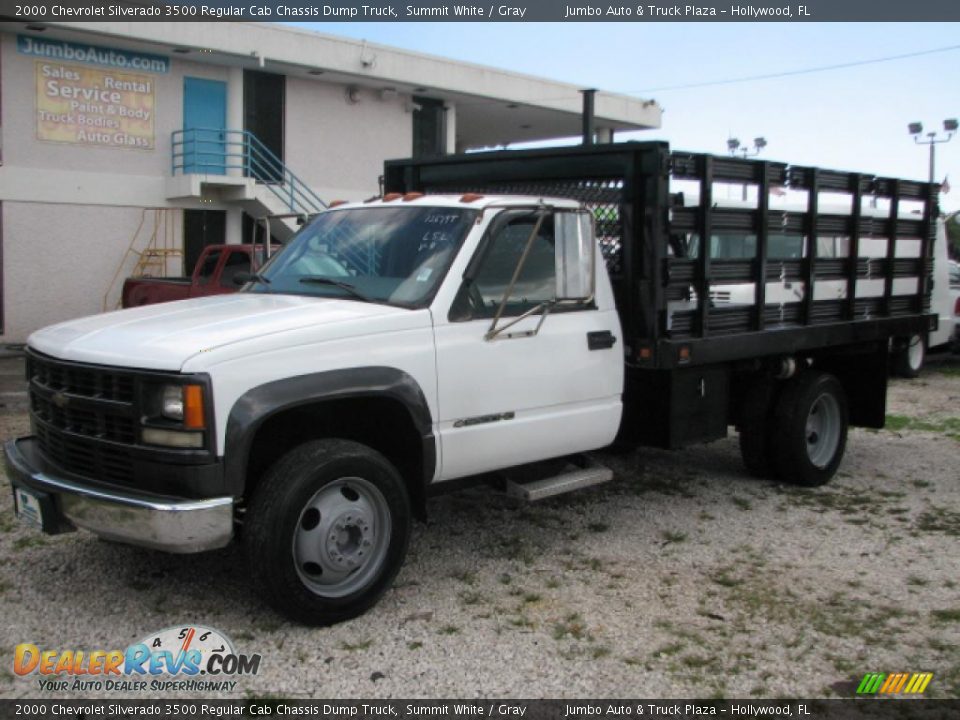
[587,330,617,350]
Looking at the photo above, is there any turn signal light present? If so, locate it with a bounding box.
[183,385,206,429]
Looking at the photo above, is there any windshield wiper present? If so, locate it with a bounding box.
[298,276,374,303]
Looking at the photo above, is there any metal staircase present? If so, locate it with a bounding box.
[102,209,181,311]
[170,128,327,238]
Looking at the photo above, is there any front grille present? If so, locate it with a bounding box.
[30,353,134,402]
[34,423,134,485]
[27,352,139,484]
[30,392,136,443]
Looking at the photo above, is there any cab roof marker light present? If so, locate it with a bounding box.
[328,200,348,208]
[460,193,484,203]
[382,192,403,202]
[402,192,425,201]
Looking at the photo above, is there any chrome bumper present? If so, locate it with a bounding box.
[3,437,233,554]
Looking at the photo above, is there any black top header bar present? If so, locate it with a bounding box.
[2,0,960,22]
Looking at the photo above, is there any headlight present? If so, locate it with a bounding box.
[161,385,184,421]
[142,382,208,449]
[157,384,206,429]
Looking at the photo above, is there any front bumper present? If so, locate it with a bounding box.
[3,437,233,553]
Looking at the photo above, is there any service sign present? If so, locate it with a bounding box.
[35,61,155,150]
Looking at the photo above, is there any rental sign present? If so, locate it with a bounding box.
[34,61,155,149]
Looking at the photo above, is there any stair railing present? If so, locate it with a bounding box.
[172,128,327,216]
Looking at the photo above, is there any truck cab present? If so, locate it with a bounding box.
[5,194,620,625]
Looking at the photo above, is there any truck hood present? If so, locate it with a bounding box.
[28,294,421,371]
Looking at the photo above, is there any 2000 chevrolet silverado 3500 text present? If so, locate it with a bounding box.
[3,144,940,624]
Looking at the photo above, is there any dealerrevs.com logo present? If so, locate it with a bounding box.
[14,626,261,693]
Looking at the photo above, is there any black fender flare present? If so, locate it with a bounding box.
[223,367,436,502]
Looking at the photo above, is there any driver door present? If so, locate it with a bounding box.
[432,209,622,482]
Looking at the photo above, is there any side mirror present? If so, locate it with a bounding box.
[555,211,595,301]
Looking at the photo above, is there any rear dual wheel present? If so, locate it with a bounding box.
[737,380,778,478]
[738,371,848,487]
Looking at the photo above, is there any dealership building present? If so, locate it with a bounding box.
[0,21,661,342]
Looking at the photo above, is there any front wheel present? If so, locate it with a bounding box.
[244,439,410,625]
[771,372,848,487]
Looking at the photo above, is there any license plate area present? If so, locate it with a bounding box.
[10,485,66,534]
[13,486,44,529]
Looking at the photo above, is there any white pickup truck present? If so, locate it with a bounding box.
[4,143,939,624]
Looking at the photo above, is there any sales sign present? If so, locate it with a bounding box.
[35,62,155,150]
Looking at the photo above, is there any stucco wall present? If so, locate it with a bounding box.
[1,202,183,342]
[1,30,412,203]
[284,77,412,200]
[1,33,230,177]
[0,30,413,341]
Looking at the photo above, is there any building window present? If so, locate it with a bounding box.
[412,96,446,158]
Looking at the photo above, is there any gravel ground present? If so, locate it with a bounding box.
[0,353,957,700]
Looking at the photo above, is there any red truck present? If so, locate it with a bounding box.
[121,244,277,308]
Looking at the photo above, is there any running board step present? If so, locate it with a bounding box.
[504,458,612,502]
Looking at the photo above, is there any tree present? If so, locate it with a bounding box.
[946,211,960,261]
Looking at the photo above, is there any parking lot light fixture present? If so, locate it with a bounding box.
[910,119,955,184]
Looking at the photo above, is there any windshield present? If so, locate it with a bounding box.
[248,206,478,306]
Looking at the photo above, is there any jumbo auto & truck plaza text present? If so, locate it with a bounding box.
[565,5,810,17]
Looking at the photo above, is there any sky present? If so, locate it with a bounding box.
[287,21,960,212]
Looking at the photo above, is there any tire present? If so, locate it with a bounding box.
[771,372,848,487]
[738,380,779,479]
[892,334,925,378]
[244,439,411,626]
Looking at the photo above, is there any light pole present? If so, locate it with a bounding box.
[727,137,767,199]
[908,119,957,185]
[727,136,768,159]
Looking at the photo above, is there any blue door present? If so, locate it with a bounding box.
[183,77,227,175]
